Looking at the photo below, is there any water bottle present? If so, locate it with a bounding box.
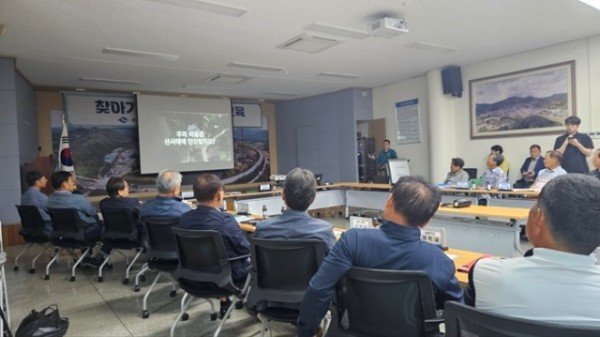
[262,205,268,219]
[221,199,227,211]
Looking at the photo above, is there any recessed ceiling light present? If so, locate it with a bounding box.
[102,47,180,61]
[319,71,361,79]
[149,0,248,16]
[79,77,141,85]
[206,74,251,84]
[278,34,340,54]
[304,22,369,39]
[578,0,600,10]
[227,62,285,72]
[406,42,456,54]
[262,91,299,98]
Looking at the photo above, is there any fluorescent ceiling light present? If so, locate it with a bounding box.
[406,42,456,54]
[262,91,299,98]
[206,74,251,84]
[79,77,141,85]
[227,62,285,72]
[150,0,248,16]
[278,34,341,54]
[304,22,369,39]
[102,47,180,61]
[319,71,361,79]
[578,0,600,10]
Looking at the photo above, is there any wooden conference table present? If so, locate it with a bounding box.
[237,222,485,286]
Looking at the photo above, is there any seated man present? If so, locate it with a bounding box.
[444,157,470,185]
[47,171,108,264]
[490,145,510,176]
[465,174,600,326]
[178,173,250,315]
[530,150,567,190]
[297,176,463,337]
[21,170,52,236]
[480,153,506,189]
[514,144,545,188]
[99,177,144,239]
[139,169,191,219]
[589,148,600,180]
[254,167,336,250]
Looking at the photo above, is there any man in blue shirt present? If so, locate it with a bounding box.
[178,173,250,317]
[139,170,191,219]
[254,167,336,250]
[21,170,52,236]
[297,176,463,337]
[369,139,398,168]
[47,171,108,264]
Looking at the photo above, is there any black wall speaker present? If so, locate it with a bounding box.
[441,66,463,98]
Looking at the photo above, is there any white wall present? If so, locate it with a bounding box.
[373,35,600,183]
[372,76,431,180]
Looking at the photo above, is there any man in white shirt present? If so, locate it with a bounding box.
[465,174,600,326]
[530,150,567,190]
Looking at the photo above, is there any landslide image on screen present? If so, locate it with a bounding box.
[160,111,233,164]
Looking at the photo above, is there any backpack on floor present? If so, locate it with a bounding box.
[15,305,68,337]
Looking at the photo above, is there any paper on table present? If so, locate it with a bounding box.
[445,253,457,260]
[234,215,254,223]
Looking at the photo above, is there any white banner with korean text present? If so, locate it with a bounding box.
[231,102,262,127]
[64,92,137,126]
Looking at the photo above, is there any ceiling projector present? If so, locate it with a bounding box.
[370,17,408,38]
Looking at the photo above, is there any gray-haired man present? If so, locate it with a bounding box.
[139,169,191,218]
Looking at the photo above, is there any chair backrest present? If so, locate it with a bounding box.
[141,216,179,260]
[101,208,138,241]
[47,208,87,240]
[171,228,236,290]
[444,302,600,337]
[464,168,478,180]
[337,268,439,337]
[250,238,326,304]
[15,205,47,237]
[371,175,390,184]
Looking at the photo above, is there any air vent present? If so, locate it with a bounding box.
[102,47,180,61]
[206,74,251,84]
[406,42,456,54]
[227,62,285,72]
[319,71,361,79]
[278,34,340,54]
[304,22,369,39]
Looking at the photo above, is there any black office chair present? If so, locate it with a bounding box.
[169,228,250,337]
[98,209,144,283]
[14,205,53,273]
[464,168,478,180]
[371,175,390,184]
[444,301,600,337]
[336,268,443,337]
[46,208,98,282]
[248,238,327,337]
[136,216,180,319]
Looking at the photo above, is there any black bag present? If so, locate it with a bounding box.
[15,305,68,337]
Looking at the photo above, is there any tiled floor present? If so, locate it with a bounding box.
[3,244,296,337]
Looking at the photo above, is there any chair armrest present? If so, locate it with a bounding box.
[227,254,250,261]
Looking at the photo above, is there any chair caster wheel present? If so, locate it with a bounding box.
[44,275,50,280]
[106,264,113,271]
[13,266,18,272]
[134,285,140,292]
[169,290,177,298]
[70,276,76,282]
[210,313,218,321]
[140,275,146,282]
[142,310,149,319]
[98,276,103,282]
[235,300,244,310]
[29,268,35,274]
[122,278,130,285]
[181,313,189,321]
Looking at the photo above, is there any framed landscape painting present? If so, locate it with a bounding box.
[469,61,575,139]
